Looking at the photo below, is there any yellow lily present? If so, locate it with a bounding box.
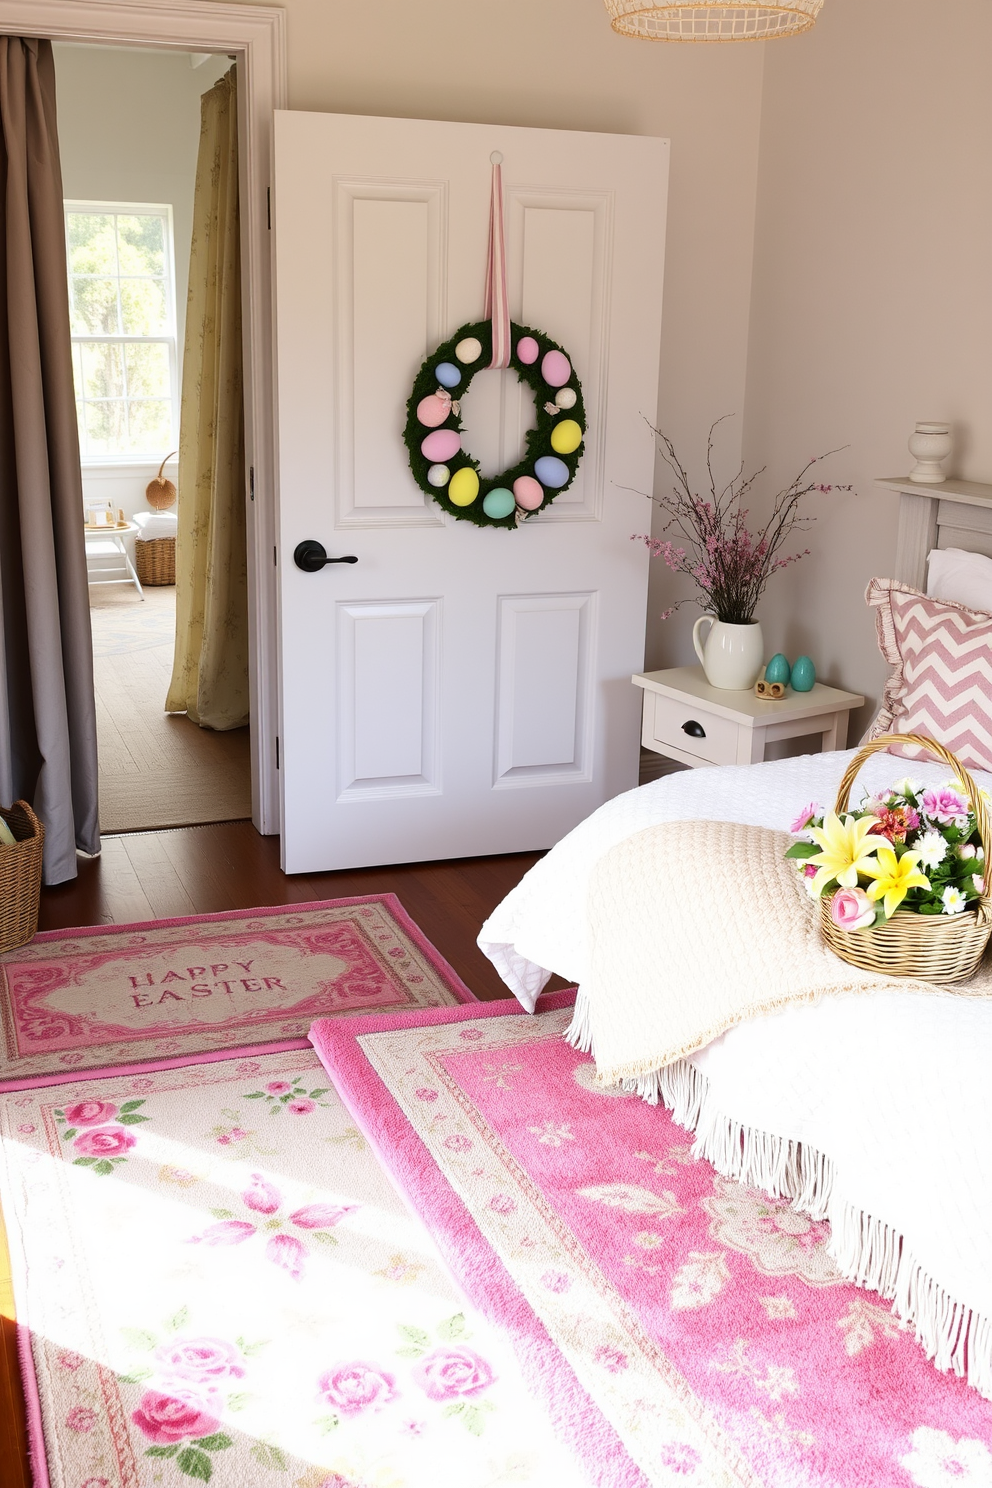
[862,847,931,918]
[807,812,886,898]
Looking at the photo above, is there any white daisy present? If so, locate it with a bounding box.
[915,830,948,870]
[941,886,967,915]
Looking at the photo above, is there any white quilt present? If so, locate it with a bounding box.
[478,750,992,1395]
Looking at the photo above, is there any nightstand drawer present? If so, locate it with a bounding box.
[643,691,740,765]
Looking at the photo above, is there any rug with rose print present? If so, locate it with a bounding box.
[0,1044,613,1488]
[0,896,472,1091]
[311,992,992,1488]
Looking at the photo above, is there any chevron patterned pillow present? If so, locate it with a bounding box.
[865,576,992,771]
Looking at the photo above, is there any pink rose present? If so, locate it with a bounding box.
[415,1088,438,1102]
[412,1346,495,1401]
[243,1172,281,1214]
[131,1385,221,1444]
[789,802,821,834]
[63,1100,118,1127]
[489,1194,516,1214]
[594,1345,628,1374]
[155,1337,244,1382]
[458,1028,483,1040]
[922,786,969,824]
[188,1220,256,1246]
[658,1443,701,1475]
[443,1135,472,1152]
[287,1098,315,1115]
[17,1123,35,1134]
[72,1125,136,1159]
[57,1350,84,1371]
[65,1405,97,1432]
[289,1203,357,1230]
[829,887,875,932]
[266,1233,307,1280]
[318,1362,397,1416]
[266,1081,291,1094]
[540,1271,572,1293]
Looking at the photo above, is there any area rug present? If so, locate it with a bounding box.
[311,993,992,1488]
[0,897,472,1091]
[0,1046,600,1488]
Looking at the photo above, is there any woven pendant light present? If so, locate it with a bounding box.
[603,1,823,41]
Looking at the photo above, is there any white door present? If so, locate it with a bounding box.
[273,112,668,873]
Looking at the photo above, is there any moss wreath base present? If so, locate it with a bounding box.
[403,319,586,529]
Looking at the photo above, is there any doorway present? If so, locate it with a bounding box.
[56,41,252,834]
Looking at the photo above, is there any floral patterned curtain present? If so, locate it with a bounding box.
[166,67,248,731]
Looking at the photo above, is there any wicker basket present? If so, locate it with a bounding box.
[135,536,176,586]
[0,800,44,954]
[818,733,992,983]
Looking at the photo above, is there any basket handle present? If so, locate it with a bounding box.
[834,732,992,924]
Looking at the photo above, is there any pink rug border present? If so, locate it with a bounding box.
[308,991,649,1488]
[0,895,475,1094]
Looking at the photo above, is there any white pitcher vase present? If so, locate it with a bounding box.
[692,616,764,691]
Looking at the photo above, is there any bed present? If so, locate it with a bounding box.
[479,479,992,1399]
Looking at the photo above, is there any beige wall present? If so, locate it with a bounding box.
[741,0,992,738]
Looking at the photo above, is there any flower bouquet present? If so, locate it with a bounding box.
[785,733,992,983]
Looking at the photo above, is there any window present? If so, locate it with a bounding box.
[65,202,179,461]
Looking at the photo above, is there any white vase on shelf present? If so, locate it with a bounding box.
[908,421,952,484]
[692,615,764,691]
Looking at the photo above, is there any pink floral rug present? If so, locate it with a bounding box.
[0,896,472,1090]
[0,1045,592,1488]
[311,992,992,1488]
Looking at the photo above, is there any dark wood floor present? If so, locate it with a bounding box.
[2,822,562,1488]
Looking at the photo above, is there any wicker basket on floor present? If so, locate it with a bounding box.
[135,536,176,586]
[819,733,992,983]
[0,800,44,954]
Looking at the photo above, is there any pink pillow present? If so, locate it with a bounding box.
[865,577,992,772]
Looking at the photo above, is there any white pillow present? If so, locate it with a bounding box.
[926,546,992,613]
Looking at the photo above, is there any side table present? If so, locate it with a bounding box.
[632,666,865,769]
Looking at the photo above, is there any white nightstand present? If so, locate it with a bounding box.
[633,666,865,769]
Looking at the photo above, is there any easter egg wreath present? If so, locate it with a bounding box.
[404,319,586,529]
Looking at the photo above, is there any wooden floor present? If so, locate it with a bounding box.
[1,822,561,1487]
[90,585,252,833]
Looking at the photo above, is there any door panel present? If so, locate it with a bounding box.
[274,112,668,873]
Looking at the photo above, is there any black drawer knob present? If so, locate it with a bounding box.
[682,719,706,739]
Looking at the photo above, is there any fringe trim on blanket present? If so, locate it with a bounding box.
[565,989,992,1400]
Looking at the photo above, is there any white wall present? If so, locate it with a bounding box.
[741,0,992,738]
[54,43,230,525]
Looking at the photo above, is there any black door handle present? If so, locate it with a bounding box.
[682,719,706,739]
[294,540,359,573]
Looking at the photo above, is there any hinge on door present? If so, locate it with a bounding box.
[275,736,280,769]
[267,186,271,230]
[249,466,255,502]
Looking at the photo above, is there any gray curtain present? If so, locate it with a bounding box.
[0,38,99,883]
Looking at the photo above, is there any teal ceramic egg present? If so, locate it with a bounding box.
[790,655,816,692]
[482,488,516,520]
[765,653,791,686]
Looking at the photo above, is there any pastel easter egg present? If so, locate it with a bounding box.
[790,655,816,693]
[555,387,577,410]
[482,488,516,520]
[417,393,450,428]
[534,455,569,489]
[513,476,544,511]
[448,467,480,506]
[516,336,539,365]
[435,362,461,389]
[427,464,450,487]
[541,350,571,388]
[455,337,482,363]
[550,419,583,455]
[421,428,461,463]
[765,652,791,686]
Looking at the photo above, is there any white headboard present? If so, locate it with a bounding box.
[877,476,992,591]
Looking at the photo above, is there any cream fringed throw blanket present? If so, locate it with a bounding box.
[585,818,986,1087]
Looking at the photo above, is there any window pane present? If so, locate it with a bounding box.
[66,213,116,276]
[123,342,171,399]
[119,277,167,335]
[71,277,120,335]
[126,399,173,453]
[82,400,126,459]
[79,341,125,400]
[116,214,165,277]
